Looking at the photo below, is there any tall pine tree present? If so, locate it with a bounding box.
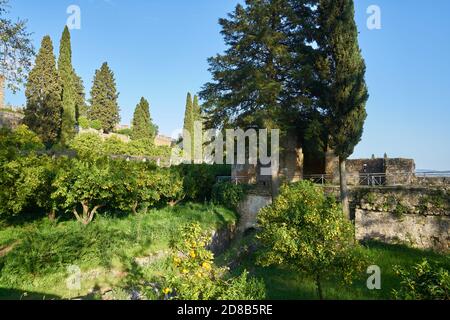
[131,97,157,141]
[58,26,77,145]
[200,0,316,131]
[24,36,62,147]
[89,62,120,133]
[200,0,317,195]
[317,0,369,218]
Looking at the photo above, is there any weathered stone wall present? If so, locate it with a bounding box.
[343,158,415,186]
[356,209,449,252]
[354,186,449,252]
[415,176,450,187]
[385,158,415,185]
[0,111,24,129]
[346,158,385,185]
[236,193,272,234]
[232,164,257,184]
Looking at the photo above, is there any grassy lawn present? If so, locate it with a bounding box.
[0,203,237,300]
[218,233,450,300]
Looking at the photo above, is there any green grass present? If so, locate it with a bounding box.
[218,233,450,300]
[1,204,448,300]
[0,203,237,300]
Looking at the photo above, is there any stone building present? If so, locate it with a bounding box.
[0,110,24,129]
[231,133,416,188]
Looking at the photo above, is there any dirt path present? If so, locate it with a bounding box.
[0,241,19,258]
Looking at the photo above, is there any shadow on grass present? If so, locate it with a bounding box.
[220,234,450,300]
[0,288,61,300]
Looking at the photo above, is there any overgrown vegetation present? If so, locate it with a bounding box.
[0,204,237,299]
[177,164,231,202]
[160,223,265,300]
[392,259,449,300]
[211,181,246,210]
[70,132,171,159]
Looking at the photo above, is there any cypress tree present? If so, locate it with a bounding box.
[58,26,77,145]
[192,94,203,162]
[23,36,62,147]
[183,93,194,141]
[73,73,87,118]
[192,95,202,123]
[131,97,157,141]
[317,0,369,218]
[89,62,120,133]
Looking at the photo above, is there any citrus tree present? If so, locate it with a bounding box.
[51,157,116,224]
[257,181,366,299]
[112,161,184,214]
[163,223,265,300]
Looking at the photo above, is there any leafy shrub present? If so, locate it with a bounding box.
[70,133,104,159]
[392,259,449,300]
[162,223,265,300]
[177,164,231,202]
[0,125,44,162]
[257,181,367,299]
[363,192,377,205]
[116,128,133,136]
[212,182,246,210]
[70,133,170,160]
[0,154,54,218]
[78,116,90,129]
[90,119,103,131]
[112,161,184,214]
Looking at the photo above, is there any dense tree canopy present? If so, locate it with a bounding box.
[200,0,318,133]
[89,62,120,133]
[58,26,77,145]
[23,36,62,147]
[131,97,158,141]
[0,0,35,93]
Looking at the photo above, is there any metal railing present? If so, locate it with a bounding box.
[303,174,333,185]
[219,171,450,187]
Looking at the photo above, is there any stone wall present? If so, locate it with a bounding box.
[344,157,415,186]
[354,187,450,252]
[385,158,415,185]
[346,158,385,185]
[356,209,449,252]
[0,111,24,129]
[236,193,272,234]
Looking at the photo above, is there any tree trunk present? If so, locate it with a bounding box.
[131,202,138,215]
[339,157,351,220]
[315,275,324,300]
[48,209,56,221]
[0,75,4,110]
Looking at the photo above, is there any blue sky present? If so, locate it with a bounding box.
[4,0,450,170]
